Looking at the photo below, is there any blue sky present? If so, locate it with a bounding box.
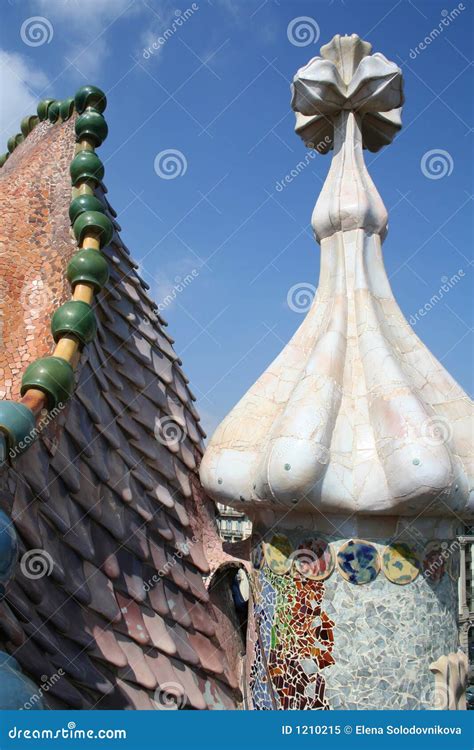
[1,0,473,437]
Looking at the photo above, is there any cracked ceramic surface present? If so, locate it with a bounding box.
[200,34,473,520]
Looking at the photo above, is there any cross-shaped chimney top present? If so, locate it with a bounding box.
[291,33,404,153]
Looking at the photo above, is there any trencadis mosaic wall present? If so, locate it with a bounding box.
[248,530,460,710]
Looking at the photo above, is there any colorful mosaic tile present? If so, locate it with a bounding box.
[251,534,265,570]
[382,542,421,585]
[249,573,276,710]
[291,538,335,581]
[263,533,293,575]
[323,535,459,710]
[249,527,459,710]
[250,562,334,710]
[336,539,379,585]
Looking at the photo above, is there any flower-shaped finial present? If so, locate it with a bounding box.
[291,33,404,153]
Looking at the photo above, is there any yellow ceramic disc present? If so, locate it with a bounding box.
[263,533,293,575]
[382,542,421,585]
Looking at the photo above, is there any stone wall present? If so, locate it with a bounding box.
[0,119,76,400]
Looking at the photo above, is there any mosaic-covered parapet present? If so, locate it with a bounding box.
[252,525,457,589]
[248,515,462,710]
[0,87,240,709]
[250,566,334,710]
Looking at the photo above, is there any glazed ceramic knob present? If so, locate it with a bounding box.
[36,99,55,121]
[69,194,105,224]
[67,248,109,292]
[59,97,74,121]
[73,210,113,248]
[7,135,23,153]
[21,356,75,410]
[0,401,36,456]
[51,300,97,346]
[20,115,39,138]
[75,111,108,147]
[74,85,107,114]
[69,151,105,187]
[48,101,60,124]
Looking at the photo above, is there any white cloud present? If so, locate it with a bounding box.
[139,28,166,61]
[137,3,194,63]
[212,0,242,18]
[35,0,134,26]
[32,0,139,76]
[66,37,109,79]
[0,50,49,141]
[148,255,201,312]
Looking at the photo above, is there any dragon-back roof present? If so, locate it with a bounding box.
[0,89,239,710]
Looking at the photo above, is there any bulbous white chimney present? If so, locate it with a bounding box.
[201,34,472,711]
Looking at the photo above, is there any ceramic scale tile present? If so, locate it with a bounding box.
[0,92,240,710]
